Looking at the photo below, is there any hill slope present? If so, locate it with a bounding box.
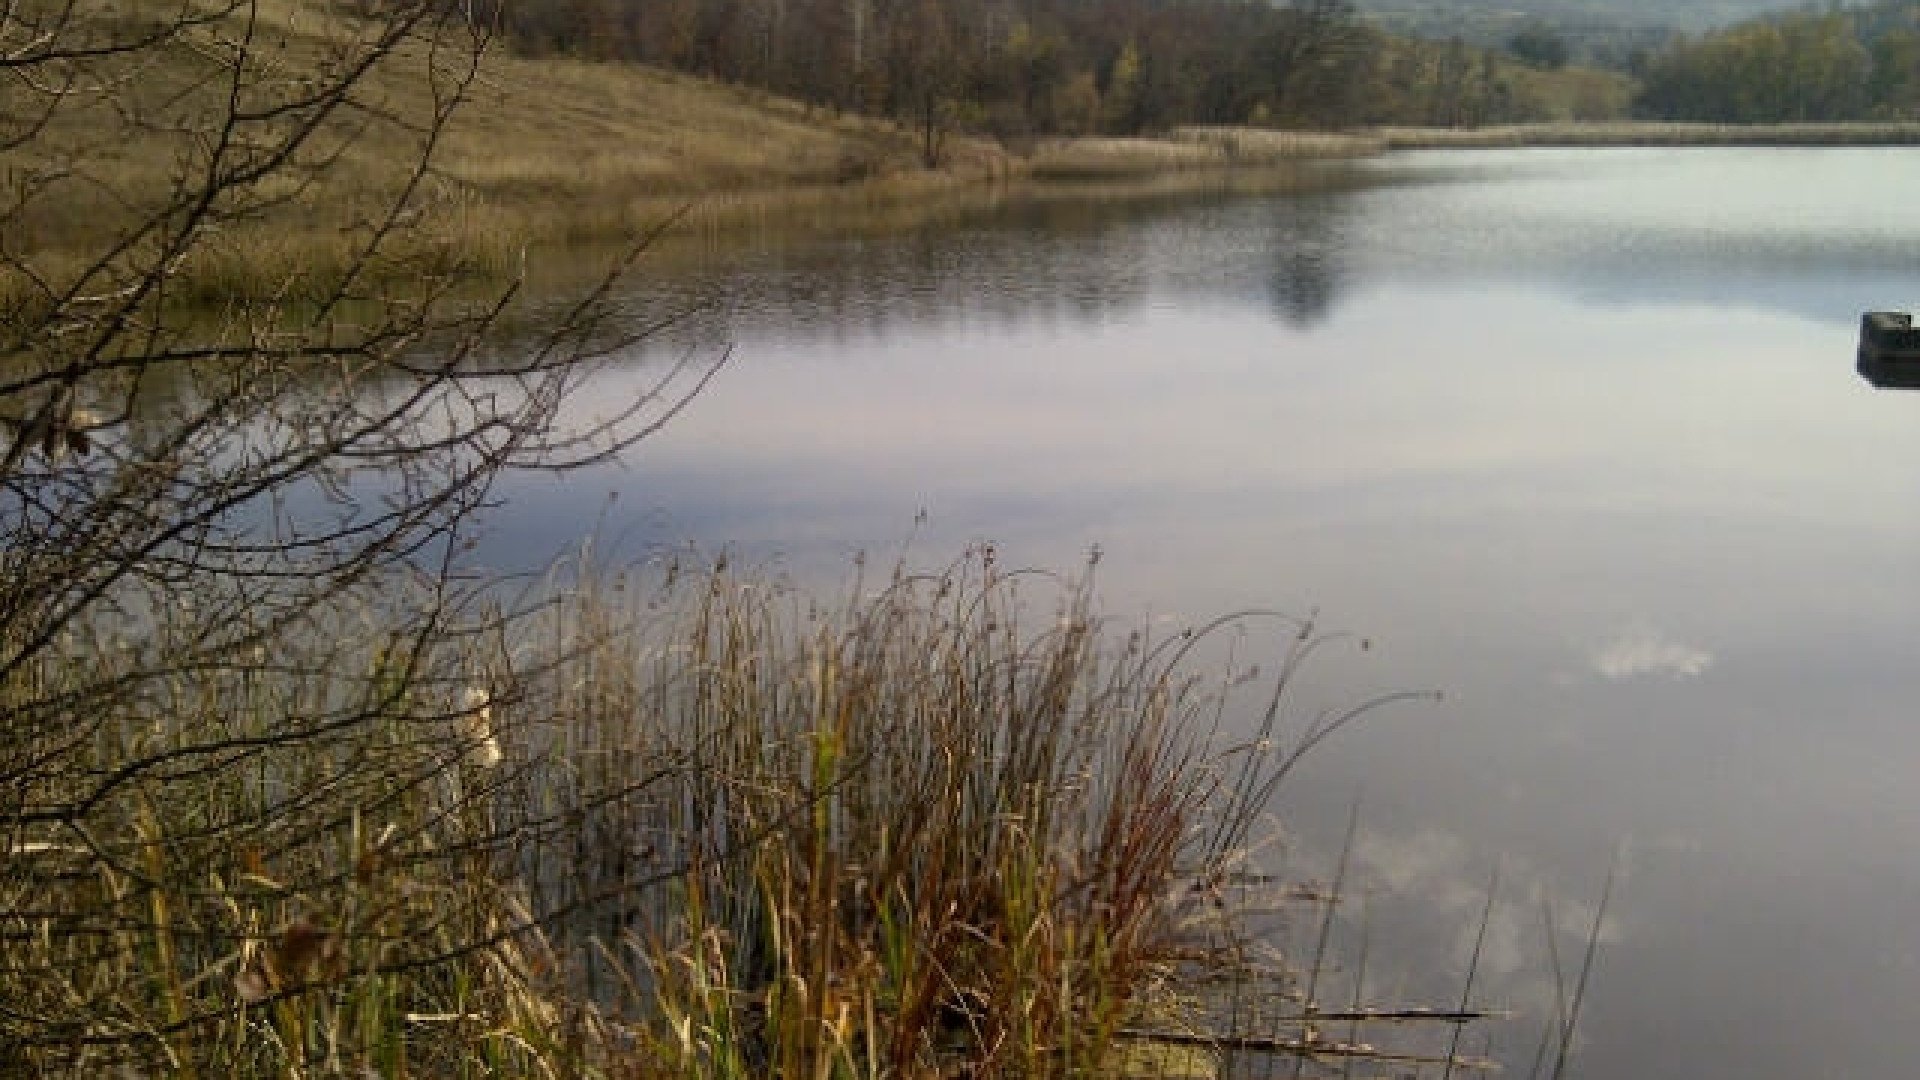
[1,0,1005,308]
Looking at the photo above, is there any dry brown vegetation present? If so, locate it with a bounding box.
[1026,130,1380,180]
[0,0,1012,312]
[430,53,1016,250]
[5,541,1502,1077]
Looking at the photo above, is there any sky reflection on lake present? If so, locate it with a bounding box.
[493,147,1920,1078]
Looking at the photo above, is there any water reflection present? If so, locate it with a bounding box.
[494,147,1920,1080]
[609,172,1385,358]
[1263,193,1349,328]
[1349,147,1920,322]
[625,196,1162,353]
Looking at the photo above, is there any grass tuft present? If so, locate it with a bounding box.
[3,544,1489,1076]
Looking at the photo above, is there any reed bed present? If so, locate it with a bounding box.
[1025,138,1244,180]
[1,545,1500,1077]
[1376,122,1920,147]
[1025,129,1387,182]
[1168,127,1389,161]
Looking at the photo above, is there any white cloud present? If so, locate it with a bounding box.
[1590,623,1713,681]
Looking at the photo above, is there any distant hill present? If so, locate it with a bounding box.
[1357,0,1807,63]
[1359,0,1799,29]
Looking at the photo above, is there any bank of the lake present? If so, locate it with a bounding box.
[18,0,1920,319]
[61,112,1920,311]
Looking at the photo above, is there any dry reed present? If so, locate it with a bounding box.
[2,543,1486,1077]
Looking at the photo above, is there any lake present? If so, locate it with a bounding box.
[498,146,1920,1077]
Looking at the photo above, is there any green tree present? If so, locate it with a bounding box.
[1509,25,1571,70]
[1871,24,1920,117]
[1104,40,1144,133]
[1637,11,1871,121]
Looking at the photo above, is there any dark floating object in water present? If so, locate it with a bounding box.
[1859,311,1920,388]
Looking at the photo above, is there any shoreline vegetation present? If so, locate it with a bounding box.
[18,103,1920,312]
[1021,119,1920,177]
[4,542,1508,1076]
[20,108,1920,314]
[437,111,1920,289]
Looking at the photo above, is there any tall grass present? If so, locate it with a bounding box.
[2,546,1491,1077]
[498,546,1299,1076]
[1025,132,1381,181]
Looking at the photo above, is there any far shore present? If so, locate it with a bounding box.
[18,119,1920,316]
[555,120,1920,247]
[555,120,1920,276]
[1029,121,1920,179]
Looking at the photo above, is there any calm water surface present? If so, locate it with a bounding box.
[505,147,1920,1077]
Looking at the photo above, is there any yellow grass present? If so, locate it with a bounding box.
[0,0,1012,311]
[1170,126,1388,160]
[1023,129,1384,181]
[1026,137,1234,178]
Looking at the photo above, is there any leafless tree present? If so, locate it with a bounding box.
[1,0,714,1068]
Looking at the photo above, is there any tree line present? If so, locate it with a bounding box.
[1636,2,1920,122]
[480,0,1603,151]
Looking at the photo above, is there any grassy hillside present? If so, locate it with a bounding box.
[0,0,1011,311]
[438,49,1012,208]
